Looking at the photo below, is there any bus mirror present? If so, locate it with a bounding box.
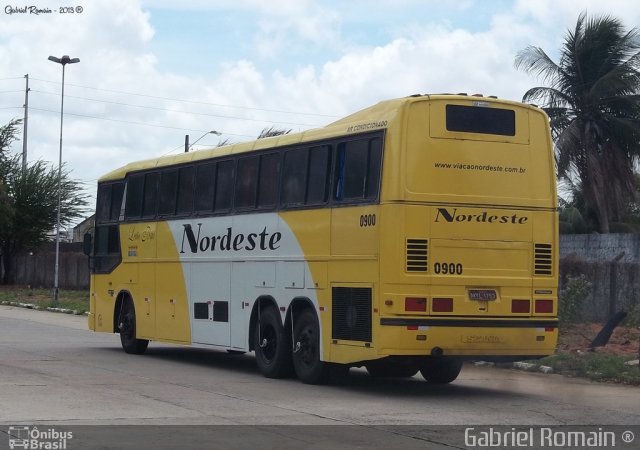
[83,233,92,256]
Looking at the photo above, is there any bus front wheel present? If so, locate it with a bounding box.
[253,307,292,378]
[419,357,462,384]
[292,309,329,384]
[118,297,149,355]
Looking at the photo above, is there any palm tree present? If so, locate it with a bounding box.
[515,12,640,233]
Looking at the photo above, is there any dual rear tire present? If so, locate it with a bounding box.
[254,307,332,384]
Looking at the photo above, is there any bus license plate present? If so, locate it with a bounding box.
[469,289,497,301]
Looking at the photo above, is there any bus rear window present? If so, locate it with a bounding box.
[446,104,515,136]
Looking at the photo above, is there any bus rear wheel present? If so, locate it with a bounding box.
[118,297,149,355]
[292,309,329,384]
[254,306,292,378]
[419,357,463,384]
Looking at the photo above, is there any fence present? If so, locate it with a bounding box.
[9,243,89,290]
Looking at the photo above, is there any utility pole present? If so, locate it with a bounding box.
[22,74,29,170]
[184,134,189,153]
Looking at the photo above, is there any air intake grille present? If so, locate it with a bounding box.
[332,287,372,342]
[406,239,428,272]
[534,243,553,276]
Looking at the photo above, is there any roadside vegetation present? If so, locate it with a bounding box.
[522,323,640,385]
[0,285,89,314]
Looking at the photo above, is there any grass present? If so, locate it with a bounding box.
[0,285,89,314]
[524,352,640,385]
[516,323,640,385]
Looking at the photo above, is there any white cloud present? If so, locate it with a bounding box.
[1,0,638,226]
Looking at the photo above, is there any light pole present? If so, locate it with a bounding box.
[48,54,80,305]
[185,130,221,152]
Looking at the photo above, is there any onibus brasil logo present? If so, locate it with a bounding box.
[7,426,73,449]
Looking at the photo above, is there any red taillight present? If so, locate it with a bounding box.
[405,297,427,312]
[535,299,554,313]
[511,299,530,313]
[432,298,453,312]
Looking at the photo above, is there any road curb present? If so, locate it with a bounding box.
[0,300,89,316]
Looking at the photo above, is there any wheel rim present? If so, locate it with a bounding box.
[297,324,316,367]
[261,324,278,362]
[121,311,134,340]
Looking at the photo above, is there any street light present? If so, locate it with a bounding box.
[185,130,221,152]
[48,54,80,305]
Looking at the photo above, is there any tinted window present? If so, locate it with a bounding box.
[257,153,280,208]
[307,145,330,204]
[96,184,111,223]
[142,172,159,218]
[215,160,234,212]
[125,174,144,219]
[110,183,124,221]
[281,149,308,206]
[446,104,515,136]
[235,156,258,209]
[158,170,178,215]
[365,138,382,199]
[176,166,195,215]
[195,163,216,212]
[334,138,382,202]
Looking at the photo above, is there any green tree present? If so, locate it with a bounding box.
[515,12,640,233]
[0,119,88,284]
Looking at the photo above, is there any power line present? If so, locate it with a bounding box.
[30,77,339,119]
[29,106,257,138]
[31,89,326,127]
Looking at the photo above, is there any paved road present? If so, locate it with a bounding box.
[1,305,639,448]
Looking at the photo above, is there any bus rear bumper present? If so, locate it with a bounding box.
[376,317,558,358]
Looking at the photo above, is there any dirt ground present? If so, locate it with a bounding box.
[558,323,640,357]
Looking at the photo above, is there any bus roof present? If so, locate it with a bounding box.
[98,94,545,182]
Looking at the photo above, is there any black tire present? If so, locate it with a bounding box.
[254,306,292,378]
[366,362,419,378]
[118,297,149,355]
[292,309,329,384]
[419,357,463,384]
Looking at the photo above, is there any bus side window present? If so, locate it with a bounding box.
[257,153,280,209]
[125,174,144,219]
[158,169,178,216]
[215,160,235,212]
[110,183,125,221]
[366,137,382,199]
[281,148,308,207]
[235,156,259,209]
[142,172,159,218]
[176,166,195,215]
[334,138,382,202]
[96,184,112,223]
[335,139,367,201]
[307,145,330,204]
[195,162,216,213]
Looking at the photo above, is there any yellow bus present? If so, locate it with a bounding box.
[86,94,558,384]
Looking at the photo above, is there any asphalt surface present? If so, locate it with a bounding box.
[1,305,639,449]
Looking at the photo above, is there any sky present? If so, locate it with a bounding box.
[1,0,639,227]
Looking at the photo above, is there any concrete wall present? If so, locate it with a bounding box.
[560,234,640,322]
[561,234,640,263]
